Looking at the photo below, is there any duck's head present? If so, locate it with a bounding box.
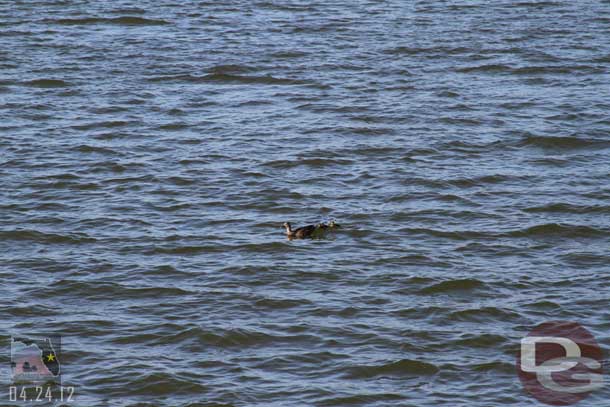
[328,220,340,228]
[283,222,292,231]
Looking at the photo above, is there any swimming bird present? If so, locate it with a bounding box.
[316,220,340,230]
[283,221,340,239]
[283,222,317,239]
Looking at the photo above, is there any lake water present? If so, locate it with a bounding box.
[1,1,610,406]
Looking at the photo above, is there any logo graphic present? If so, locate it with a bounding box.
[8,336,75,403]
[11,337,61,384]
[517,321,604,405]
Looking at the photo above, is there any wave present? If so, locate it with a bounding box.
[0,229,96,244]
[147,73,309,86]
[384,46,470,56]
[560,252,610,267]
[440,139,502,153]
[593,54,610,63]
[149,203,193,213]
[270,50,309,58]
[165,176,196,186]
[391,305,448,319]
[102,175,159,184]
[253,351,350,370]
[30,280,191,299]
[73,144,121,155]
[24,79,70,88]
[149,245,226,255]
[39,181,100,191]
[447,174,518,187]
[36,173,79,181]
[452,334,507,348]
[234,241,299,252]
[372,254,441,267]
[50,16,169,26]
[512,1,561,7]
[263,158,353,169]
[526,156,569,166]
[457,64,511,73]
[512,65,603,75]
[141,265,192,277]
[398,177,447,188]
[437,194,479,205]
[33,202,74,210]
[109,8,146,15]
[419,278,485,294]
[455,242,530,257]
[219,265,272,276]
[523,300,561,310]
[449,307,521,322]
[207,64,255,74]
[400,227,488,240]
[317,393,404,406]
[71,120,130,131]
[392,209,498,222]
[518,134,610,150]
[254,297,311,309]
[508,223,608,238]
[88,370,207,396]
[437,90,460,98]
[344,359,439,378]
[439,117,482,126]
[6,304,57,318]
[457,64,601,75]
[169,327,316,348]
[332,146,405,159]
[159,122,189,130]
[523,203,610,214]
[470,361,515,373]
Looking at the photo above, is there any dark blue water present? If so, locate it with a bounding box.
[1,1,610,406]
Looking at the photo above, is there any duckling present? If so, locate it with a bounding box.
[316,220,341,230]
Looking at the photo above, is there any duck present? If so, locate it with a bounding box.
[283,222,316,239]
[283,220,340,239]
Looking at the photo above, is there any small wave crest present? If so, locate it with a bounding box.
[344,359,439,378]
[508,223,608,238]
[24,79,70,88]
[523,203,610,214]
[449,307,521,322]
[32,280,191,299]
[50,16,169,26]
[419,278,485,294]
[0,229,95,244]
[519,134,610,150]
[263,158,353,169]
[147,73,309,86]
[166,327,317,348]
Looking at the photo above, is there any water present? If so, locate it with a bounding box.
[1,1,610,406]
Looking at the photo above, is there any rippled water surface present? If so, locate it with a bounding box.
[2,1,610,406]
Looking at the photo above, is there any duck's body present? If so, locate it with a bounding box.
[283,222,317,239]
[283,221,340,239]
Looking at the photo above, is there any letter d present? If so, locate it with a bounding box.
[521,336,581,373]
